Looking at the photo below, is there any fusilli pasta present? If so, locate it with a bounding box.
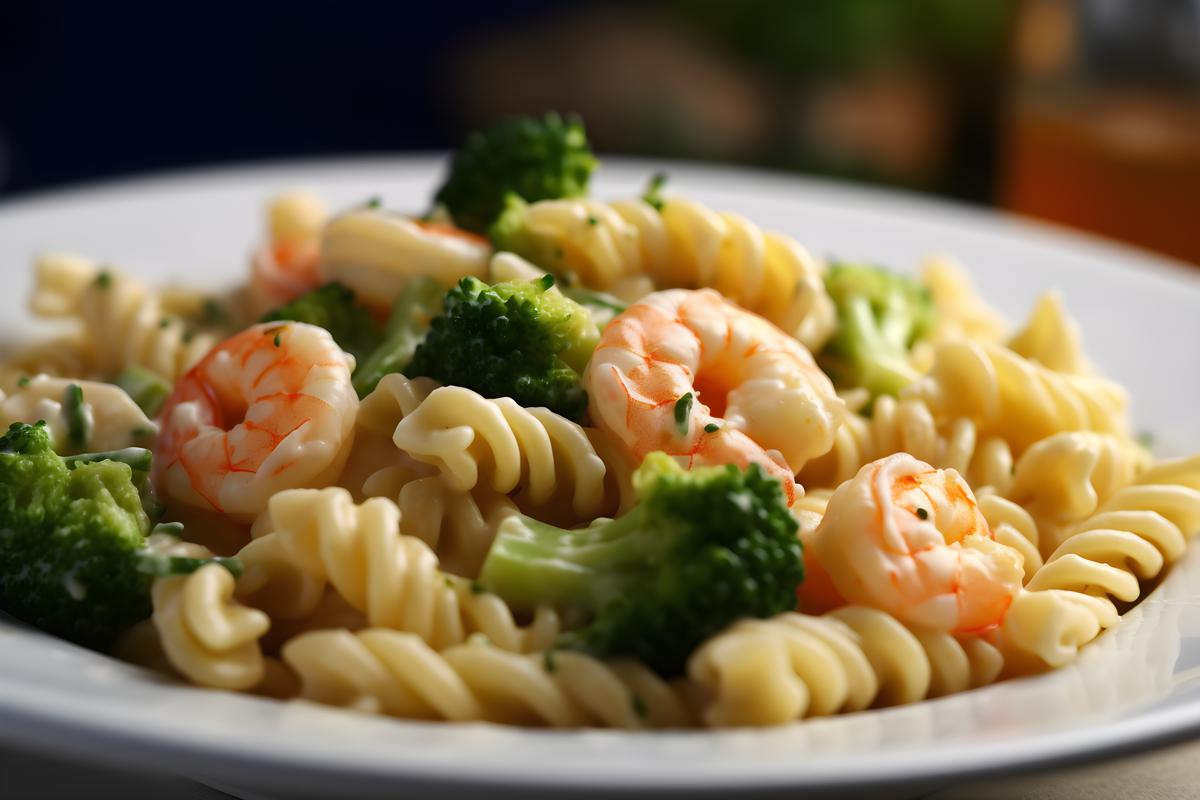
[390,385,616,522]
[687,607,1003,727]
[281,628,693,728]
[903,337,1129,453]
[31,255,219,381]
[513,196,836,350]
[235,488,560,653]
[152,558,271,691]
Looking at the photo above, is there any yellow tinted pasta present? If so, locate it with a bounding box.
[281,629,692,728]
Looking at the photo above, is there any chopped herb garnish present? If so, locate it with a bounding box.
[538,273,556,290]
[158,318,171,329]
[470,580,486,595]
[642,172,668,212]
[16,376,30,389]
[366,195,382,209]
[62,383,90,449]
[273,332,282,347]
[704,423,720,433]
[674,392,693,436]
[95,271,112,289]
[586,215,598,226]
[543,649,557,673]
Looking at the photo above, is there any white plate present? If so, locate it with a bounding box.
[1,158,1199,798]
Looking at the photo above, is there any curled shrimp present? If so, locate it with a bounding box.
[812,453,1024,633]
[584,288,844,504]
[153,322,358,521]
[250,190,328,314]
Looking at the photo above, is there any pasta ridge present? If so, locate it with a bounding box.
[687,607,1003,727]
[389,384,615,521]
[515,196,836,350]
[280,628,693,728]
[235,487,560,653]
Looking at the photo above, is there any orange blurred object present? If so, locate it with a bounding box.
[1002,92,1200,265]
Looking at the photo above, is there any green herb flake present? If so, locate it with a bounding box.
[631,693,648,719]
[704,423,720,433]
[470,581,486,595]
[366,195,382,209]
[538,273,556,290]
[642,172,668,212]
[62,383,91,449]
[673,392,694,436]
[95,270,112,289]
[586,215,598,226]
[543,649,557,674]
[158,318,171,329]
[16,376,30,389]
[273,332,282,347]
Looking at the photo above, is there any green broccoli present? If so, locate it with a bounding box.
[0,421,237,649]
[115,366,173,417]
[406,275,599,423]
[435,112,598,235]
[478,452,803,675]
[819,263,935,400]
[352,277,445,398]
[261,282,383,364]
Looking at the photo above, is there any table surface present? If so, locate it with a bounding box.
[3,737,1199,800]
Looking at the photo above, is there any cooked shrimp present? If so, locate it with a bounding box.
[153,322,358,521]
[584,288,844,504]
[250,190,328,314]
[812,453,1024,633]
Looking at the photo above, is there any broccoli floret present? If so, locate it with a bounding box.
[352,277,445,398]
[406,275,599,423]
[0,422,235,649]
[478,452,803,675]
[435,112,598,235]
[261,282,383,364]
[819,263,935,400]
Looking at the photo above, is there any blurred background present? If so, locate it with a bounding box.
[1,0,1197,263]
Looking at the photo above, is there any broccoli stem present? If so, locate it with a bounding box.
[479,507,667,613]
[841,295,919,399]
[115,367,172,417]
[64,447,153,477]
[62,383,91,450]
[352,276,445,398]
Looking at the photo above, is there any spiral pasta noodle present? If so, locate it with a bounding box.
[362,462,517,579]
[798,395,1014,493]
[904,337,1129,453]
[515,196,836,350]
[1005,431,1144,534]
[281,628,693,728]
[1007,292,1089,374]
[150,535,271,691]
[390,384,615,521]
[235,487,560,653]
[687,607,1004,727]
[31,255,219,381]
[1002,456,1200,668]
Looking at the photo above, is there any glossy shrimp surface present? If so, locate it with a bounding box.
[154,322,358,521]
[584,288,844,504]
[812,453,1024,633]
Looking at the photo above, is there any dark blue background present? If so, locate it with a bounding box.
[0,1,562,196]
